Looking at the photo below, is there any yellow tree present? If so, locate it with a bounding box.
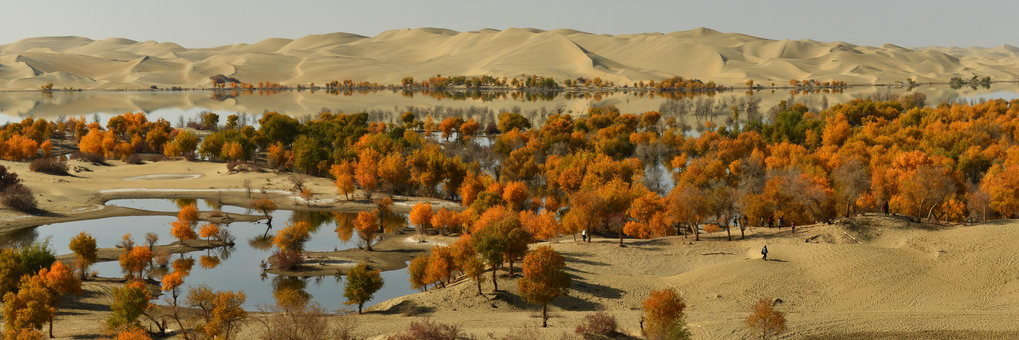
[355,149,380,200]
[624,191,673,240]
[518,246,570,328]
[424,246,454,288]
[502,181,529,211]
[171,203,199,244]
[330,161,356,200]
[643,288,690,339]
[409,202,433,237]
[354,210,380,251]
[273,221,311,253]
[68,232,97,280]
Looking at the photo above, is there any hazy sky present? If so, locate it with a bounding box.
[3,0,1017,48]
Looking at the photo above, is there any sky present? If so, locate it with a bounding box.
[2,0,1018,48]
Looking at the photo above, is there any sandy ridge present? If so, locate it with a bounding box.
[3,27,1019,90]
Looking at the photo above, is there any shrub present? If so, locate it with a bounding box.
[124,153,143,164]
[746,298,786,340]
[29,157,69,175]
[269,250,302,271]
[2,184,37,211]
[388,319,461,340]
[70,151,105,164]
[575,312,617,338]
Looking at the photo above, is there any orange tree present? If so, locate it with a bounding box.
[518,246,570,328]
[642,288,690,339]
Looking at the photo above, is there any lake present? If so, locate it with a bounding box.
[2,198,415,312]
[2,84,1018,127]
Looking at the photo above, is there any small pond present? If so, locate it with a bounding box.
[2,198,415,312]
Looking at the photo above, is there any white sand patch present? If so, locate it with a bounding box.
[404,236,448,247]
[123,174,203,181]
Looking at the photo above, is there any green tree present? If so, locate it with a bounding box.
[343,263,383,314]
[292,135,328,174]
[106,281,153,330]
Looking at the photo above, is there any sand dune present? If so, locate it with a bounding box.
[2,27,1019,90]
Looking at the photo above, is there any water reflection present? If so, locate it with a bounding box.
[6,85,1019,126]
[18,201,414,311]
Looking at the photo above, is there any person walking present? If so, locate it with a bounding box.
[761,245,769,261]
[791,222,796,233]
[581,228,587,242]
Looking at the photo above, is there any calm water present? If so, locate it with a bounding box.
[3,84,1019,126]
[3,199,414,312]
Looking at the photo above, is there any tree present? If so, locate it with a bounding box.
[0,248,23,296]
[330,161,356,200]
[424,246,454,288]
[642,288,690,340]
[893,165,956,221]
[409,202,433,237]
[106,281,152,330]
[430,208,460,235]
[502,181,529,211]
[68,232,97,280]
[199,223,221,241]
[624,191,673,240]
[746,298,786,340]
[408,255,429,291]
[354,210,380,251]
[980,163,1019,218]
[343,263,383,314]
[518,246,571,327]
[185,285,247,340]
[171,203,199,244]
[118,246,153,279]
[832,158,870,217]
[38,261,82,338]
[252,197,277,226]
[273,221,310,253]
[2,275,52,337]
[355,149,380,200]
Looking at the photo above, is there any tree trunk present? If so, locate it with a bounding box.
[740,226,745,239]
[542,303,548,327]
[508,259,514,276]
[491,267,498,292]
[725,222,732,241]
[476,278,483,295]
[618,229,624,247]
[694,224,700,241]
[358,302,364,314]
[49,316,53,338]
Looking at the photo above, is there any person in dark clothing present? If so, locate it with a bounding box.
[791,222,796,233]
[883,201,890,215]
[761,245,768,260]
[768,216,774,228]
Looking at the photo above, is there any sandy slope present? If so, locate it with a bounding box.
[284,216,1019,339]
[2,27,1019,90]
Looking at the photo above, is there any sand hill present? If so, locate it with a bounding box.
[2,28,1019,90]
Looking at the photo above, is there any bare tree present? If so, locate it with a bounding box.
[832,159,870,217]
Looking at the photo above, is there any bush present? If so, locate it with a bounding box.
[388,319,461,340]
[269,250,302,271]
[2,184,37,211]
[29,157,69,175]
[70,151,105,164]
[0,165,22,191]
[575,312,617,338]
[124,154,143,164]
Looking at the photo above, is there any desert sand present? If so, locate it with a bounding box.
[1,160,1018,338]
[3,27,1019,90]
